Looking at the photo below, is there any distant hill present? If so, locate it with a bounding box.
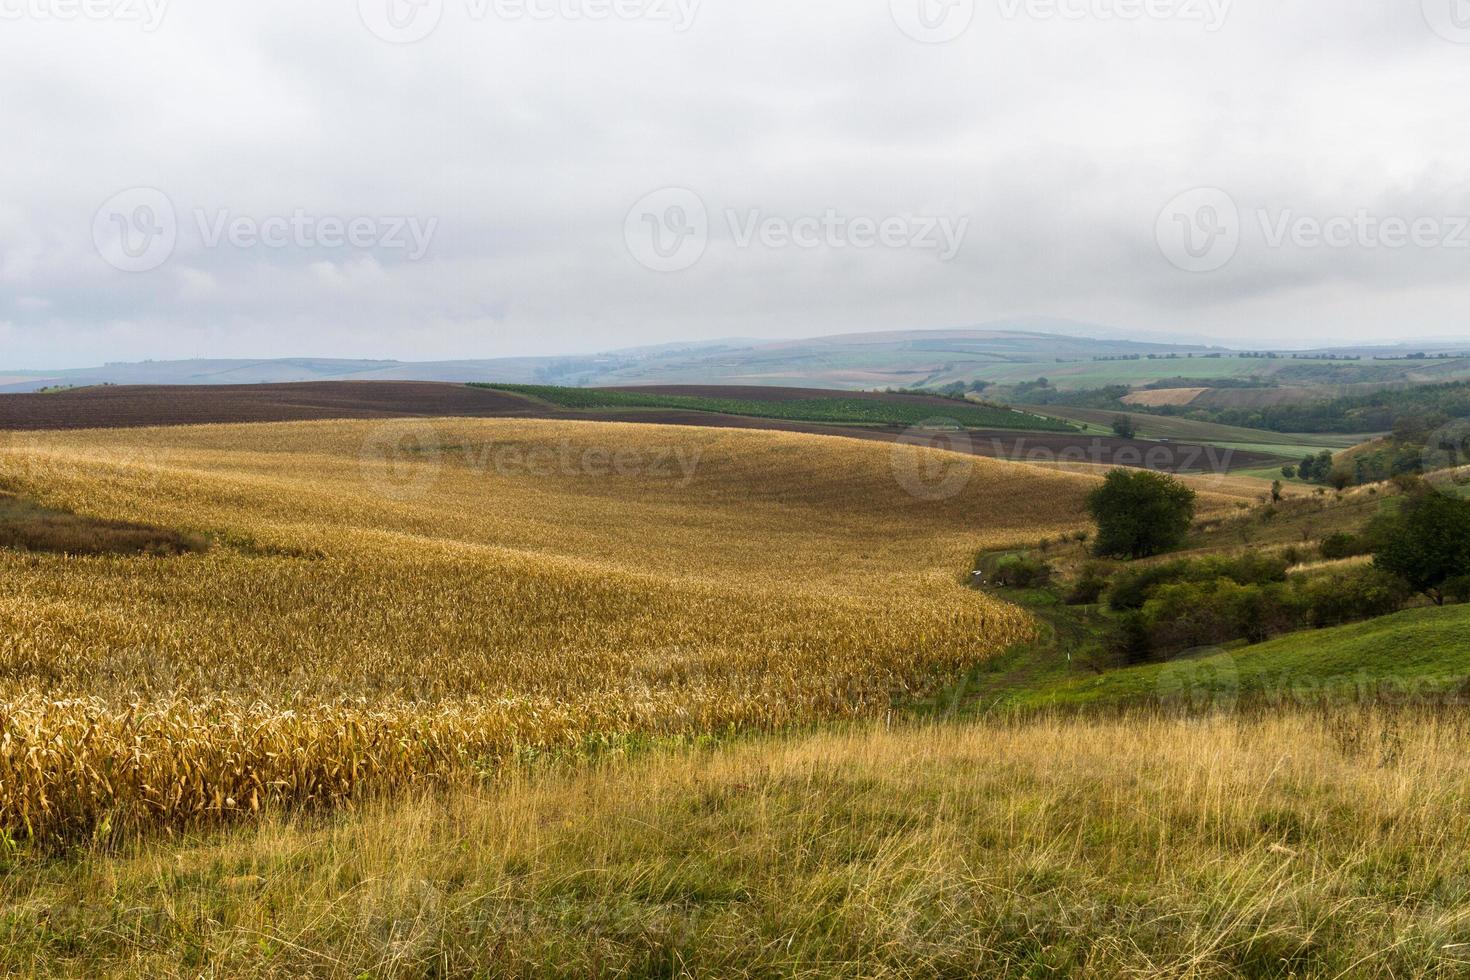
[0,323,1211,393]
[7,323,1470,393]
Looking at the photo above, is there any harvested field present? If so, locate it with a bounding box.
[0,418,1101,844]
[0,382,1283,472]
[1121,387,1208,407]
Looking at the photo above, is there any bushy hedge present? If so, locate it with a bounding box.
[1108,553,1289,611]
[1104,561,1411,659]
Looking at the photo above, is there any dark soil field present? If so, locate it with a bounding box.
[0,382,541,430]
[0,381,1283,472]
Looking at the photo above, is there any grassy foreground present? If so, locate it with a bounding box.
[5,710,1470,978]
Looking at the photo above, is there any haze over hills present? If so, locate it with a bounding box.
[5,322,1470,394]
[0,322,1210,393]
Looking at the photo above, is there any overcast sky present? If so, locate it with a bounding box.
[2,0,1468,368]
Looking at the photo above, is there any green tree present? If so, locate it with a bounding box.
[1371,490,1470,605]
[1087,469,1198,559]
[1111,415,1138,440]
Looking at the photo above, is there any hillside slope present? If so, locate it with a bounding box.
[0,419,1098,842]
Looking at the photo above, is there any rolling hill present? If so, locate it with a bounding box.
[0,417,1099,843]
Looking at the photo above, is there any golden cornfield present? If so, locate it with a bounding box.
[0,419,1096,843]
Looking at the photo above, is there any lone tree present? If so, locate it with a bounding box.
[1087,469,1198,559]
[1111,415,1138,440]
[1372,489,1470,605]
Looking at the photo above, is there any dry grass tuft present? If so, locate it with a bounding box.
[4,709,1469,977]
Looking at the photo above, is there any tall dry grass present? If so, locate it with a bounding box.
[4,708,1468,977]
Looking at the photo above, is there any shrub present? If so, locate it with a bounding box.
[1105,611,1154,665]
[1065,564,1111,606]
[1319,532,1368,561]
[1371,489,1470,604]
[1299,567,1411,628]
[1141,580,1302,653]
[1446,575,1470,604]
[1087,470,1197,560]
[991,555,1054,589]
[1108,561,1189,611]
[1108,553,1289,611]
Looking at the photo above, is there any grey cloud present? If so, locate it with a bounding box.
[2,0,1469,368]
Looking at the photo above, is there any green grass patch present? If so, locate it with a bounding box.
[994,604,1470,711]
[472,383,1078,432]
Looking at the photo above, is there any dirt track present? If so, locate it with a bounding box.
[0,381,1283,473]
